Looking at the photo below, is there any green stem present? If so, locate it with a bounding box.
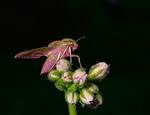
[68,104,77,115]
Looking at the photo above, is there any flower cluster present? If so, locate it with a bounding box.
[48,59,110,108]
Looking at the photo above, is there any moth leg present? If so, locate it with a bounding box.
[69,47,72,64]
[50,51,61,70]
[71,54,83,69]
[52,46,69,69]
[51,47,69,70]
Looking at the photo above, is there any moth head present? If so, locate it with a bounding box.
[62,38,78,50]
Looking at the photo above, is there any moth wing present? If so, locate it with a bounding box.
[40,50,61,75]
[14,47,56,59]
[48,40,61,47]
[14,40,63,59]
[40,46,71,75]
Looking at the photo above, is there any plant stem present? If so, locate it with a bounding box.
[68,104,77,115]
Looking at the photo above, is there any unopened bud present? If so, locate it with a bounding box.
[48,70,61,81]
[91,93,103,108]
[85,83,99,93]
[88,62,110,80]
[56,59,71,72]
[68,84,78,92]
[55,79,66,91]
[61,71,73,83]
[65,91,79,105]
[80,89,94,105]
[72,68,88,86]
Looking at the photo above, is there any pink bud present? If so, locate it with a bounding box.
[65,92,79,105]
[61,71,73,83]
[89,62,110,80]
[80,89,94,105]
[72,68,88,86]
[56,59,71,72]
[85,83,99,93]
[91,94,103,108]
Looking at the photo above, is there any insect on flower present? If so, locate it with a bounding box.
[14,37,85,75]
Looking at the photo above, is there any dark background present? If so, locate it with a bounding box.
[0,0,150,115]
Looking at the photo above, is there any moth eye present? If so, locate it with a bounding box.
[70,43,74,47]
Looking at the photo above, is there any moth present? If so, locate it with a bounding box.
[14,38,84,75]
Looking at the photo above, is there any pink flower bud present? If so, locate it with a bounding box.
[72,68,88,86]
[80,89,94,105]
[56,59,71,72]
[85,83,99,93]
[48,70,61,81]
[61,71,73,83]
[65,92,79,105]
[91,93,103,108]
[88,62,110,80]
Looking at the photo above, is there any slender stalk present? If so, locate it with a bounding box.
[68,104,77,115]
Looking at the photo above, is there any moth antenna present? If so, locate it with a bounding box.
[76,36,85,42]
